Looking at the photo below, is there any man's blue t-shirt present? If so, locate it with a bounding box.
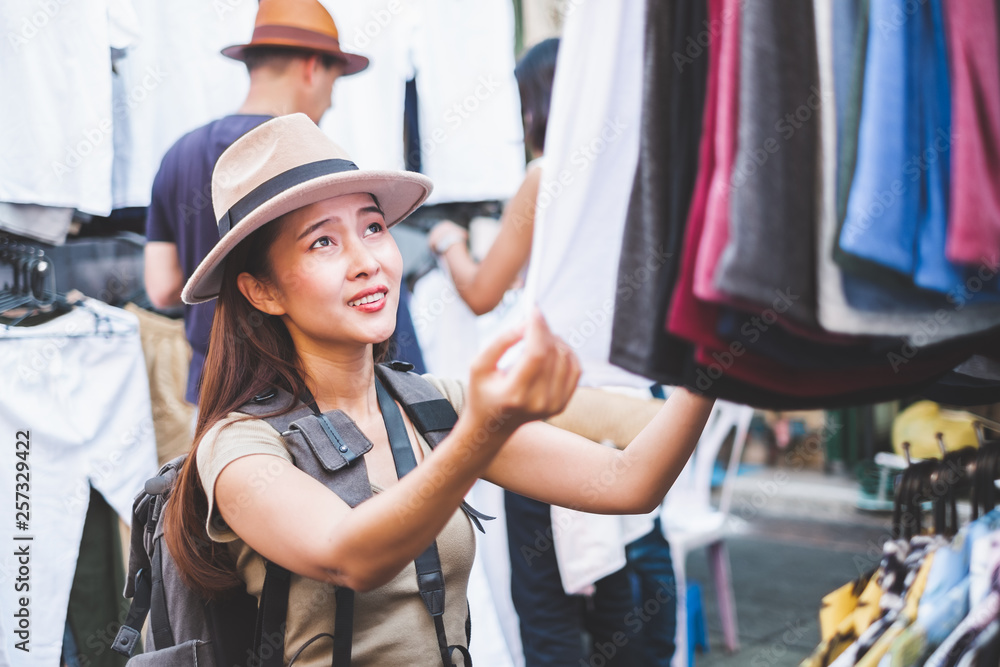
[145,114,272,404]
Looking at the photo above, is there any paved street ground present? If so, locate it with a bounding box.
[686,515,892,667]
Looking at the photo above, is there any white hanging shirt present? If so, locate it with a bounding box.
[516,0,656,594]
[411,0,525,204]
[0,300,158,666]
[323,0,525,202]
[0,0,115,215]
[110,0,255,208]
[320,0,415,172]
[522,0,650,390]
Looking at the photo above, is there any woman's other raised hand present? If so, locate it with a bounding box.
[465,307,581,441]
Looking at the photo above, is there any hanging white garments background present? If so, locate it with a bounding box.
[411,0,525,204]
[320,0,414,172]
[0,1,116,215]
[0,301,158,666]
[0,0,255,220]
[111,0,255,208]
[323,0,525,203]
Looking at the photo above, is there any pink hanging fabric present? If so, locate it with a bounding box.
[666,0,724,345]
[943,0,1000,272]
[691,0,741,303]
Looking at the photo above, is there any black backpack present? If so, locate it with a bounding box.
[113,362,490,666]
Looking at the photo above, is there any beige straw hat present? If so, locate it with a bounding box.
[181,113,432,304]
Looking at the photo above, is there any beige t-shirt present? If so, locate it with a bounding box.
[196,375,474,667]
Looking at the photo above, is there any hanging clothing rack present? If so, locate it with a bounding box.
[801,427,1000,666]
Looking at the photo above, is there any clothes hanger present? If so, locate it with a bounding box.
[893,417,1000,537]
[0,236,73,326]
[930,433,977,537]
[971,421,1000,518]
[0,245,36,313]
[893,441,937,540]
[972,423,1000,519]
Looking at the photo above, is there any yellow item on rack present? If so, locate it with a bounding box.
[818,569,876,642]
[854,551,936,667]
[801,570,883,667]
[891,401,979,460]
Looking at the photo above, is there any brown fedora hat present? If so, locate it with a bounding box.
[221,0,369,75]
[181,113,432,304]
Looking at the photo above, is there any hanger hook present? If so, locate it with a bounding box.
[903,441,913,466]
[936,432,947,459]
[974,421,986,449]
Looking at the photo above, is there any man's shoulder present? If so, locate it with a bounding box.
[155,120,217,175]
[161,115,272,166]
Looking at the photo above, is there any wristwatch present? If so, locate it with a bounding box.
[433,233,466,255]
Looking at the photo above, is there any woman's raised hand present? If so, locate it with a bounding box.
[428,220,468,256]
[465,308,581,438]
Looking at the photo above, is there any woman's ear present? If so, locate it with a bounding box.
[237,272,285,316]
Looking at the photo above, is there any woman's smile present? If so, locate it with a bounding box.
[347,286,389,311]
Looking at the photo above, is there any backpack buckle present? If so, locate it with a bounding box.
[253,388,277,402]
[144,475,170,496]
[386,360,414,372]
[112,624,141,658]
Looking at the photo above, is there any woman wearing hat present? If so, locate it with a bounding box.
[166,113,715,666]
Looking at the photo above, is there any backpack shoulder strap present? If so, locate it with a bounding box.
[239,370,457,456]
[121,454,181,597]
[236,387,371,667]
[239,387,376,508]
[232,373,485,666]
[374,362,458,448]
[207,391,309,667]
[237,386,312,430]
[375,362,494,533]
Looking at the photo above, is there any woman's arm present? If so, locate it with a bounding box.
[428,165,541,315]
[214,411,506,592]
[214,310,580,591]
[482,388,716,514]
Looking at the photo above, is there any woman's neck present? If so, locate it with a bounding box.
[296,343,379,419]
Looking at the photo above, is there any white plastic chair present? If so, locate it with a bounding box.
[661,400,754,666]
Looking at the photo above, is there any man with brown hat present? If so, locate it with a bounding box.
[143,0,368,408]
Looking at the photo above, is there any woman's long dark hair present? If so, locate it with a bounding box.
[515,37,560,155]
[165,219,391,597]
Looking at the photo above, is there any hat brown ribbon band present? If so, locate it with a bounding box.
[217,158,358,237]
[250,25,345,56]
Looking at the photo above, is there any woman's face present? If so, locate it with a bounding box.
[252,192,402,354]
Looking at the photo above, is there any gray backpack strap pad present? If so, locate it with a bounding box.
[123,454,185,599]
[373,362,459,448]
[238,387,375,508]
[116,455,215,657]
